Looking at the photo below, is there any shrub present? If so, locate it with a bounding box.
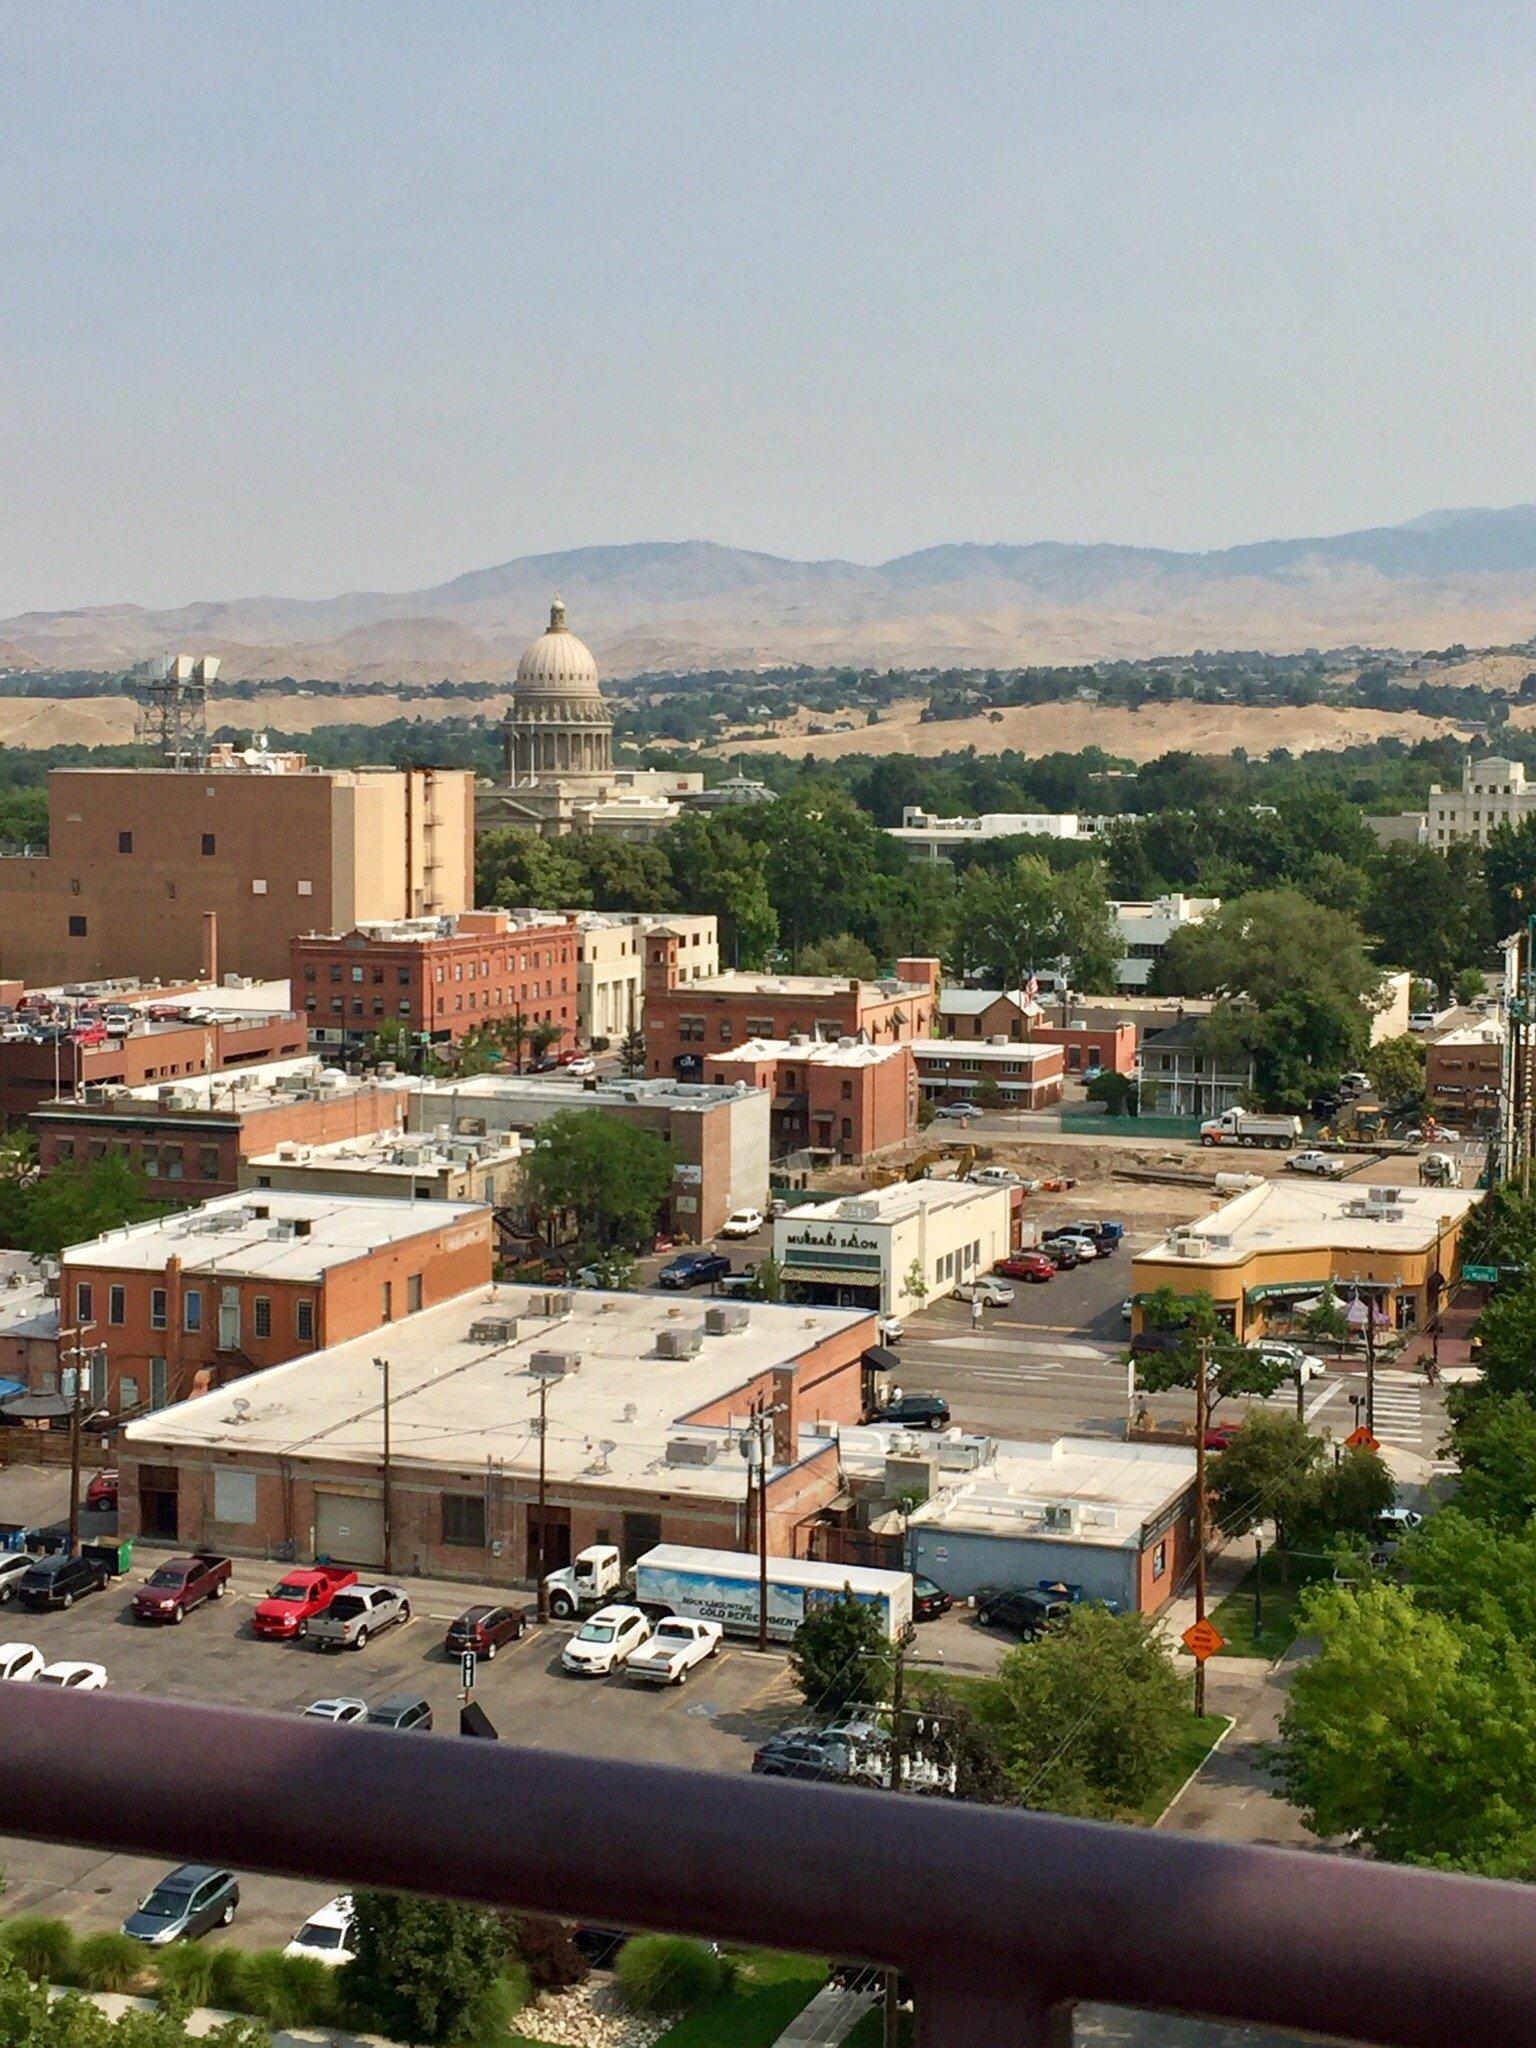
[616,1935,732,2014]
[152,1942,216,2009]
[67,1932,146,1993]
[239,1950,341,2028]
[509,1916,588,1993]
[457,1968,530,2048]
[205,1946,255,2015]
[0,1916,75,1983]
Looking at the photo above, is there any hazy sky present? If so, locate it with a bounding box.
[3,1,1535,613]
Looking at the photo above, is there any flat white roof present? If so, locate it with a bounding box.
[914,1040,1059,1065]
[245,1129,523,1175]
[1139,1177,1480,1268]
[409,1074,760,1112]
[125,1284,873,1499]
[784,1179,1006,1230]
[710,1036,908,1069]
[679,971,926,1000]
[65,1188,487,1281]
[95,1057,405,1116]
[907,1436,1197,1549]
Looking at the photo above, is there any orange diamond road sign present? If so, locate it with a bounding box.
[1345,1425,1380,1452]
[1182,1619,1226,1662]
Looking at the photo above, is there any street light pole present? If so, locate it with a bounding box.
[535,1372,549,1624]
[1253,1533,1264,1638]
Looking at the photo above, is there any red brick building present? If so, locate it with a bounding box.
[1425,1022,1503,1131]
[293,909,579,1054]
[936,989,1137,1077]
[913,1039,1065,1108]
[34,1059,410,1203]
[645,944,940,1082]
[705,1037,916,1162]
[61,1188,493,1416]
[0,1009,308,1131]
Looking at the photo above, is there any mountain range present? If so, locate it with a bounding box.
[7,505,1536,681]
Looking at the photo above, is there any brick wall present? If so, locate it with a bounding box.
[294,917,578,1047]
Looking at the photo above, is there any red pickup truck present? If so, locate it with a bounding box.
[251,1566,358,1641]
[132,1552,232,1624]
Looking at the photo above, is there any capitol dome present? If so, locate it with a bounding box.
[515,595,601,696]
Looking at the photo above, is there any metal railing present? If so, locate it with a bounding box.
[3,1687,1536,2048]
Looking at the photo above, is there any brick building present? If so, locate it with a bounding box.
[294,908,578,1054]
[62,1188,492,1418]
[118,1284,873,1579]
[705,1037,916,1162]
[1425,1020,1503,1130]
[0,747,474,986]
[644,945,940,1082]
[935,990,1137,1077]
[0,1008,308,1131]
[913,1039,1065,1109]
[34,1059,411,1203]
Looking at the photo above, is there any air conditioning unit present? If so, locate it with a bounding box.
[704,1304,750,1335]
[656,1326,704,1359]
[529,1349,580,1377]
[1041,1503,1077,1532]
[468,1315,519,1344]
[528,1290,573,1318]
[666,1435,720,1466]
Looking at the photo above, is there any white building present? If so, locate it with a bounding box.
[1427,758,1536,848]
[1110,895,1220,991]
[885,807,1122,863]
[240,1125,525,1208]
[506,910,719,1044]
[773,1180,1013,1316]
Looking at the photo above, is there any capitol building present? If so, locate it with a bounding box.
[476,596,706,841]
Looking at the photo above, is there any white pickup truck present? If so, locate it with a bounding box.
[306,1584,411,1652]
[1199,1109,1303,1150]
[625,1615,723,1685]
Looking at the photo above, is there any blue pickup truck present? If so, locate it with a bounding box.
[657,1250,733,1290]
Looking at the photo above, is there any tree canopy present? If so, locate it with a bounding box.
[949,853,1118,992]
[521,1110,673,1253]
[344,1891,510,2045]
[790,1587,892,1713]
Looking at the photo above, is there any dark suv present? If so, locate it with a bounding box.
[752,1730,855,1781]
[876,1394,951,1431]
[368,1693,433,1732]
[657,1251,732,1290]
[18,1552,108,1611]
[975,1588,1070,1640]
[444,1604,527,1660]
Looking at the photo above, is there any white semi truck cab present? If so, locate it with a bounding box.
[543,1544,624,1619]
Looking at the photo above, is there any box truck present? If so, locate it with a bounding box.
[633,1544,913,1645]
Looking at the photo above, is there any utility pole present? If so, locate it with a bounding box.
[1193,1334,1210,1719]
[374,1356,393,1573]
[1253,1533,1264,1638]
[883,1639,907,2048]
[535,1372,550,1623]
[742,1404,785,1652]
[1364,1296,1376,1439]
[60,1324,98,1557]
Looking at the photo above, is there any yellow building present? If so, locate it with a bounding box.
[1131,1178,1479,1343]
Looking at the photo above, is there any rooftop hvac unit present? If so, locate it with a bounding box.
[704,1304,750,1335]
[1041,1503,1077,1533]
[529,1349,580,1377]
[937,1436,993,1471]
[1169,1231,1209,1259]
[666,1435,720,1466]
[528,1290,573,1319]
[656,1326,704,1359]
[468,1315,519,1344]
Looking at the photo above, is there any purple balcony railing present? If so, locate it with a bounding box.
[4,1688,1536,2048]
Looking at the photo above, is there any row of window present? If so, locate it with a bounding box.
[74,1279,315,1345]
[116,831,221,857]
[935,1240,983,1285]
[54,1138,223,1180]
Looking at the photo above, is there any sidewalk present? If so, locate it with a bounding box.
[771,1979,879,2048]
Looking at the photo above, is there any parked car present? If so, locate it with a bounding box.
[716,1267,758,1298]
[123,1866,240,1945]
[0,1554,40,1606]
[307,1583,411,1652]
[1286,1150,1346,1179]
[1042,1240,1080,1270]
[876,1393,951,1431]
[955,1277,1014,1307]
[877,1314,904,1343]
[1087,1220,1125,1254]
[285,1895,356,1967]
[302,1697,369,1723]
[751,1729,857,1781]
[367,1693,433,1732]
[994,1251,1055,1283]
[0,1643,43,1683]
[1409,1010,1438,1032]
[565,1056,597,1078]
[968,1166,1021,1186]
[562,1604,652,1677]
[251,1566,358,1641]
[37,1661,107,1690]
[444,1604,527,1661]
[17,1552,108,1612]
[657,1250,731,1290]
[1252,1339,1325,1382]
[1042,1228,1098,1262]
[625,1615,722,1685]
[1120,1296,1134,1322]
[720,1207,765,1239]
[1376,1504,1425,1535]
[974,1588,1070,1640]
[132,1553,232,1625]
[912,1576,953,1622]
[85,1470,118,1511]
[1204,1423,1243,1451]
[934,1100,982,1120]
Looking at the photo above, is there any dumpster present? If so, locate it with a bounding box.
[82,1538,133,1579]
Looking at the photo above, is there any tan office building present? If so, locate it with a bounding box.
[0,744,474,986]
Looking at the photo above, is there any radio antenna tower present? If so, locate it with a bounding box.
[129,654,219,768]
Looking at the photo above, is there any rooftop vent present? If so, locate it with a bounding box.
[529,1349,580,1377]
[528,1290,573,1319]
[468,1315,519,1344]
[656,1326,704,1360]
[704,1304,750,1336]
[666,1434,720,1466]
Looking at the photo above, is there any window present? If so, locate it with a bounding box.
[398,1000,410,1016]
[119,1377,139,1414]
[150,1358,168,1409]
[251,878,267,895]
[253,1296,272,1340]
[214,1468,257,1524]
[297,879,312,896]
[330,997,343,1015]
[303,965,316,983]
[150,1288,167,1331]
[719,1021,733,1042]
[117,831,133,854]
[841,1080,853,1101]
[371,967,384,985]
[108,1285,125,1327]
[407,1273,423,1313]
[841,1117,852,1140]
[296,1299,315,1345]
[201,833,216,856]
[199,1146,219,1181]
[75,1282,93,1324]
[184,1289,202,1333]
[68,915,87,937]
[441,1493,486,1548]
[351,999,363,1017]
[382,1279,394,1322]
[1153,1540,1168,1581]
[330,964,343,983]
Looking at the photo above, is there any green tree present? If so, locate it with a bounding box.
[994,1606,1188,1820]
[747,1253,785,1302]
[1365,842,1489,988]
[950,853,1116,992]
[1454,967,1486,1005]
[1084,1070,1137,1117]
[618,1027,646,1077]
[343,1892,510,2045]
[1207,1410,1322,1546]
[522,1110,673,1253]
[789,1588,892,1714]
[528,1021,563,1061]
[1482,810,1536,939]
[476,828,588,911]
[796,932,879,980]
[1464,1276,1536,1402]
[1301,1279,1348,1353]
[0,1155,171,1258]
[1459,1181,1536,1273]
[1299,1447,1396,1543]
[1130,1286,1288,1412]
[1447,1391,1536,1528]
[1364,1032,1425,1108]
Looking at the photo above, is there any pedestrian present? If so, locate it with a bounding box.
[971,1295,985,1332]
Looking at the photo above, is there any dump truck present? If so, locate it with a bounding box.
[1199,1109,1303,1150]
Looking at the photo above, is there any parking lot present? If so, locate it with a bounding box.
[0,1554,798,1946]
